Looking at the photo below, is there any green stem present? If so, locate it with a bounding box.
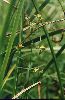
[43,26,64,99]
[31,0,64,99]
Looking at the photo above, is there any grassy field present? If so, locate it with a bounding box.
[0,0,65,99]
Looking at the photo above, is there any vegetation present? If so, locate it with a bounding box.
[0,0,65,99]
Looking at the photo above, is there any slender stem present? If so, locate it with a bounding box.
[57,0,64,13]
[12,81,41,99]
[43,27,64,99]
[31,0,64,99]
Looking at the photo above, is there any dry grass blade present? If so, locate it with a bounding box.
[3,0,10,4]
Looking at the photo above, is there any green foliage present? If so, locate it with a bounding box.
[0,0,65,99]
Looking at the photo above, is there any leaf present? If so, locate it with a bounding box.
[2,64,16,89]
[0,0,25,92]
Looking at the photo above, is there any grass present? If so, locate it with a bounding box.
[0,0,65,99]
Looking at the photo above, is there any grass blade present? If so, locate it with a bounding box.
[2,64,16,89]
[31,0,64,99]
[0,0,25,93]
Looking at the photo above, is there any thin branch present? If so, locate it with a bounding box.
[3,0,65,33]
[12,81,41,99]
[23,18,65,32]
